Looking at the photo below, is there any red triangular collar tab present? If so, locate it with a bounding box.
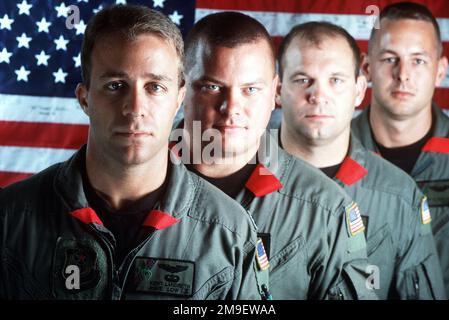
[143,210,179,230]
[70,208,103,226]
[422,137,449,154]
[245,164,283,197]
[335,156,368,186]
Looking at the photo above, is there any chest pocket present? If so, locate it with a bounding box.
[268,236,308,299]
[418,180,449,207]
[51,237,108,300]
[365,223,395,299]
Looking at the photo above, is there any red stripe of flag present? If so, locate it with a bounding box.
[0,121,88,149]
[0,171,33,188]
[196,0,449,17]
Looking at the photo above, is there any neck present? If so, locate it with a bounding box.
[370,101,432,147]
[85,144,168,210]
[280,120,350,168]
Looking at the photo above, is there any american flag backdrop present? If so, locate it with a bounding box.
[1,0,448,188]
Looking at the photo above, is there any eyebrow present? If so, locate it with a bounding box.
[197,76,266,86]
[379,49,431,57]
[289,71,350,79]
[99,71,173,82]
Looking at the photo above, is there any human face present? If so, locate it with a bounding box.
[76,34,185,166]
[364,18,448,120]
[278,36,366,144]
[183,40,278,158]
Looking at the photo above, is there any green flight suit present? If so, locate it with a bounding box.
[0,147,261,300]
[332,135,446,299]
[181,131,378,299]
[352,104,449,297]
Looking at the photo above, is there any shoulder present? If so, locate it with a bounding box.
[278,150,355,217]
[0,163,61,207]
[184,168,257,241]
[362,150,422,206]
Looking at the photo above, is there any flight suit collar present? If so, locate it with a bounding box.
[352,106,379,152]
[55,146,190,231]
[244,131,284,197]
[420,103,449,154]
[409,104,449,177]
[334,134,369,187]
[354,104,449,178]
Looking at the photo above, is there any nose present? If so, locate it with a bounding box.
[219,89,242,116]
[395,60,410,83]
[123,87,147,118]
[307,81,328,105]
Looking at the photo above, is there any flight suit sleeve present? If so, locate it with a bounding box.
[395,195,447,299]
[314,202,378,300]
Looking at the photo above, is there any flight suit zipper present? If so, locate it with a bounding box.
[117,227,158,299]
[87,224,118,299]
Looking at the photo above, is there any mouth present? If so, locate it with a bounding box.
[213,125,247,132]
[114,131,152,138]
[391,90,414,100]
[305,114,334,120]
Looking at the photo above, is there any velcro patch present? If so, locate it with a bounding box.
[421,196,432,225]
[346,202,365,237]
[129,257,194,297]
[418,180,449,207]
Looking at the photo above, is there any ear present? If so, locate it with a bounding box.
[75,83,89,116]
[275,78,282,108]
[435,55,448,87]
[271,74,280,111]
[354,74,368,108]
[361,52,372,82]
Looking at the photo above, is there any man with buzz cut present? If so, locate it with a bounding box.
[174,11,378,299]
[351,2,449,295]
[0,5,261,300]
[276,20,445,299]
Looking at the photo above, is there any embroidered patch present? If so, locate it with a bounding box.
[256,238,270,271]
[130,257,194,297]
[346,202,365,236]
[52,238,107,299]
[418,180,449,207]
[421,196,432,225]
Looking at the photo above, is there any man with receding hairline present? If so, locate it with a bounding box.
[276,20,445,299]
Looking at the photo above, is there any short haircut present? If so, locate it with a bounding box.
[81,4,184,87]
[184,11,276,75]
[368,1,442,55]
[278,21,361,79]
